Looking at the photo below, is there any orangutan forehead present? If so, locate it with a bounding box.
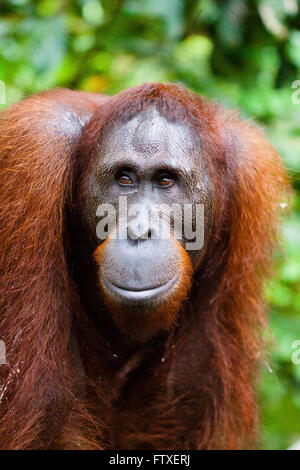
[101,107,198,157]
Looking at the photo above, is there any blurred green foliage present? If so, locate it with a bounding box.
[0,0,300,450]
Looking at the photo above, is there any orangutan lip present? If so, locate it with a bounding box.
[103,276,178,301]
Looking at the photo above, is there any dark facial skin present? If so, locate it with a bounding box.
[85,108,212,321]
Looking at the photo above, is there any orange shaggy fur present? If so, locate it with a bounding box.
[0,83,288,449]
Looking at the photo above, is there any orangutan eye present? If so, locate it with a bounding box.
[156,173,176,188]
[117,173,134,187]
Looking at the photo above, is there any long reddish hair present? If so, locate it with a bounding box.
[0,83,288,449]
